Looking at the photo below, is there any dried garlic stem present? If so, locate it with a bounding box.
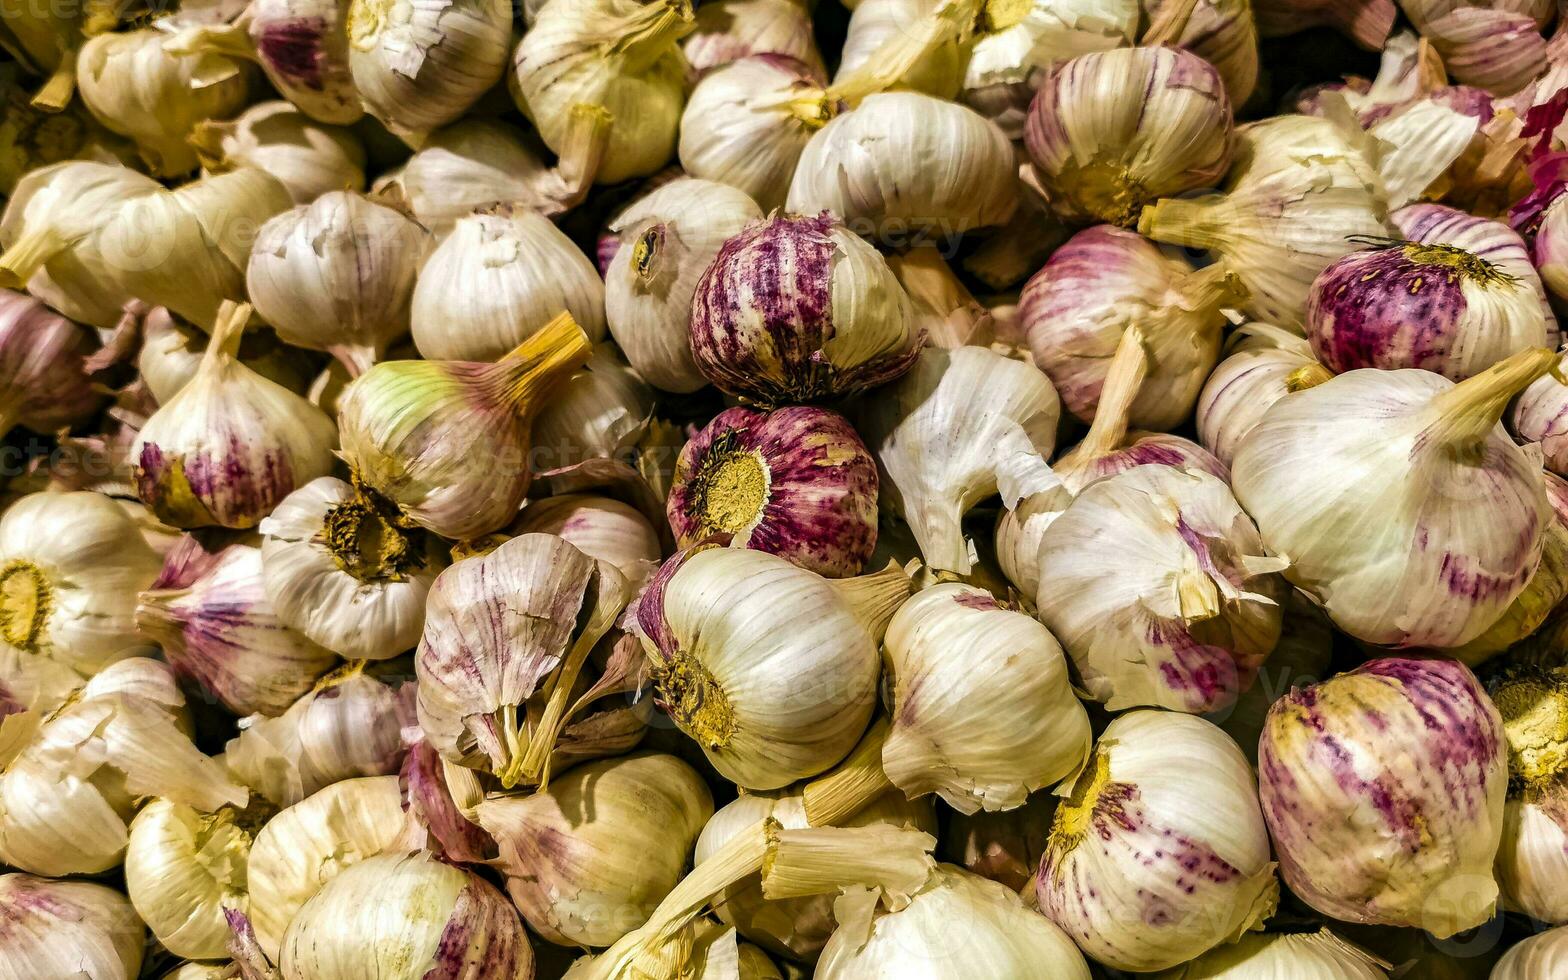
[1074,327,1149,458]
[827,0,983,104]
[828,562,913,643]
[762,823,936,906]
[487,311,594,415]
[803,716,895,826]
[1285,362,1334,392]
[1422,347,1559,452]
[31,57,78,112]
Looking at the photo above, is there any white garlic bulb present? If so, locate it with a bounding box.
[1195,323,1329,468]
[1145,929,1388,978]
[685,0,821,76]
[190,100,368,205]
[1493,923,1568,978]
[604,177,762,392]
[1039,711,1278,973]
[0,875,145,980]
[531,344,656,466]
[411,205,606,361]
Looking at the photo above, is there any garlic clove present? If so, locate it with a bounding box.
[190,100,367,205]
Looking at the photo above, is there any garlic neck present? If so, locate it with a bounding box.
[1177,263,1246,318]
[827,0,983,104]
[188,121,237,174]
[1419,347,1559,453]
[762,823,936,903]
[1137,196,1224,253]
[611,0,696,74]
[1044,749,1134,875]
[200,301,254,370]
[551,104,612,211]
[162,22,259,64]
[650,649,737,750]
[802,716,895,826]
[1073,327,1149,459]
[0,559,52,651]
[31,55,77,113]
[829,561,914,643]
[323,486,419,582]
[486,312,593,421]
[0,226,68,291]
[133,590,189,646]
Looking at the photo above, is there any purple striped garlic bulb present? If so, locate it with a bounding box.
[1258,656,1506,938]
[690,212,921,404]
[666,405,878,578]
[1512,348,1568,476]
[1490,665,1568,925]
[1252,0,1395,50]
[1401,0,1550,97]
[0,288,102,440]
[1306,204,1549,380]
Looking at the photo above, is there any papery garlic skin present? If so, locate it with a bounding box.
[1490,667,1568,925]
[1512,347,1568,477]
[478,753,712,948]
[250,191,432,377]
[377,118,562,237]
[604,177,762,392]
[1146,929,1388,979]
[1195,324,1326,468]
[512,494,662,583]
[346,0,512,139]
[1259,656,1506,938]
[0,875,145,980]
[787,92,1018,242]
[1253,0,1396,49]
[667,405,879,577]
[834,0,965,98]
[1039,711,1277,973]
[882,584,1090,813]
[0,287,103,439]
[532,344,655,467]
[1025,46,1234,227]
[690,212,921,404]
[411,206,606,362]
[1141,0,1256,107]
[684,0,821,76]
[1494,925,1568,979]
[280,850,534,980]
[191,100,368,205]
[0,491,161,674]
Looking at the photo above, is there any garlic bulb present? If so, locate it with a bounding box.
[76,28,251,177]
[1494,926,1568,980]
[1490,666,1568,925]
[667,405,879,577]
[0,287,103,439]
[1139,113,1393,331]
[1253,0,1396,50]
[882,583,1090,812]
[227,661,412,807]
[1039,710,1277,972]
[940,791,1054,893]
[0,875,145,980]
[1233,347,1557,647]
[410,205,606,361]
[1025,47,1234,227]
[1406,4,1547,97]
[138,306,318,405]
[136,535,338,716]
[834,0,966,98]
[1258,656,1506,938]
[857,345,1060,575]
[511,494,662,584]
[1214,593,1334,765]
[604,177,762,392]
[246,774,411,960]
[260,477,446,660]
[1515,349,1568,477]
[1146,929,1389,979]
[132,303,338,530]
[190,101,367,205]
[0,658,248,876]
[1195,323,1328,468]
[477,752,713,948]
[1307,204,1549,379]
[512,0,694,186]
[634,547,896,788]
[345,0,511,140]
[787,92,1018,242]
[532,344,656,467]
[125,796,271,960]
[248,190,432,376]
[337,312,592,540]
[684,0,822,76]
[1036,464,1287,713]
[0,491,161,674]
[1140,0,1257,107]
[1020,225,1244,428]
[280,849,534,979]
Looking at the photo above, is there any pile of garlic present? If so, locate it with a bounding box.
[10,1,1568,978]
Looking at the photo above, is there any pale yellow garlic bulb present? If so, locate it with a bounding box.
[190,100,368,205]
[0,875,145,980]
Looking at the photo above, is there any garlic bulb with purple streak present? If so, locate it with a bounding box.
[1258,656,1506,937]
[1138,113,1393,331]
[0,288,102,440]
[280,850,535,980]
[510,494,662,584]
[136,535,337,717]
[667,405,878,578]
[684,0,822,76]
[477,753,712,948]
[604,177,762,392]
[690,212,921,405]
[1306,204,1548,379]
[1140,0,1257,107]
[1146,929,1389,979]
[1020,225,1244,429]
[1233,347,1558,647]
[1490,665,1568,924]
[189,101,367,205]
[532,344,656,468]
[1511,348,1568,476]
[1024,47,1234,228]
[1402,0,1548,97]
[1195,323,1330,468]
[1252,0,1396,50]
[0,875,145,980]
[1494,925,1568,979]
[1038,710,1277,972]
[131,303,338,530]
[882,583,1090,812]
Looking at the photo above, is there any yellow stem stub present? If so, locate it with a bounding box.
[651,650,736,750]
[0,559,51,651]
[1045,748,1133,877]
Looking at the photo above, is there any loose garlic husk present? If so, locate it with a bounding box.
[1234,347,1557,648]
[857,345,1059,575]
[345,0,512,140]
[1259,656,1506,938]
[666,405,879,577]
[138,306,319,405]
[1036,464,1287,714]
[565,923,784,980]
[1145,929,1389,979]
[1494,925,1568,979]
[787,92,1018,242]
[0,875,145,980]
[1195,323,1329,468]
[1490,665,1568,925]
[410,206,606,362]
[132,303,338,530]
[477,752,713,948]
[248,190,432,377]
[1139,112,1394,331]
[882,583,1090,812]
[691,212,921,404]
[337,312,592,540]
[1039,710,1278,973]
[604,177,762,392]
[1140,0,1257,107]
[0,658,248,876]
[0,647,84,757]
[1307,203,1549,379]
[512,0,693,186]
[280,849,535,980]
[189,101,367,205]
[1025,46,1234,227]
[1020,225,1244,428]
[1253,0,1396,50]
[0,491,161,674]
[635,547,900,789]
[531,344,656,467]
[76,27,251,177]
[684,0,822,76]
[0,287,103,439]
